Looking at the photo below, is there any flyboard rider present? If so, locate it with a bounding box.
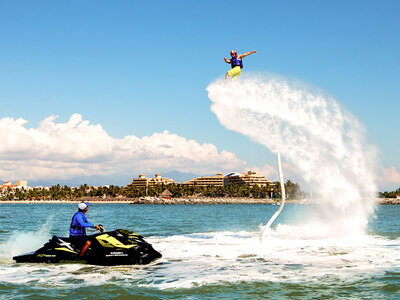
[69,202,100,256]
[224,49,256,81]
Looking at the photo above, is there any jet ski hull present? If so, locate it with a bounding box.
[13,229,162,266]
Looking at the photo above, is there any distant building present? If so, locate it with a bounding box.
[16,180,28,187]
[0,181,17,191]
[225,171,276,198]
[160,189,172,199]
[130,174,148,188]
[184,172,224,187]
[130,174,174,188]
[224,171,271,187]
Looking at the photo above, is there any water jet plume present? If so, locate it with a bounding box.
[207,75,378,237]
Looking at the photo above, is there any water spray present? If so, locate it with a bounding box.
[261,152,286,243]
[207,76,377,238]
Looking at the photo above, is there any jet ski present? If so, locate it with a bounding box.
[13,226,162,265]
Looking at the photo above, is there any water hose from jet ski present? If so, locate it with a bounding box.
[261,152,286,242]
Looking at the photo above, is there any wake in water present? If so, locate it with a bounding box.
[1,230,398,290]
[0,217,53,260]
[207,74,378,238]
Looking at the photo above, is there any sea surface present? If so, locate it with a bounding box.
[0,203,399,299]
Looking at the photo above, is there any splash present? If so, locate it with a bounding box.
[0,217,54,258]
[207,75,378,237]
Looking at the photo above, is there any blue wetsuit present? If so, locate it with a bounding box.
[70,211,95,237]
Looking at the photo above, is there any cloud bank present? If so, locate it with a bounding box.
[1,113,396,190]
[379,166,400,190]
[0,114,246,184]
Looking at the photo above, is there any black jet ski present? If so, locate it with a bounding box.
[13,226,162,265]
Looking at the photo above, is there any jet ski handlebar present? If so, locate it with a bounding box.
[97,224,106,233]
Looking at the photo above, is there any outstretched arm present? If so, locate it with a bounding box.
[237,50,257,59]
[224,57,231,63]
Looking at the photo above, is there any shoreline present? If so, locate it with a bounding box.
[0,197,399,205]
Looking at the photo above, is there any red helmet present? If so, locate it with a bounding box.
[230,50,237,56]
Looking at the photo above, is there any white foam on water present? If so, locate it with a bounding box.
[0,217,54,258]
[207,75,379,237]
[0,230,399,289]
[146,229,400,289]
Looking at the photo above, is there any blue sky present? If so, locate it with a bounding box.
[0,0,399,189]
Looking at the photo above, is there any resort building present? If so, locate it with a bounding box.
[0,181,16,191]
[183,173,224,187]
[16,180,28,188]
[0,180,30,193]
[224,171,271,187]
[224,171,276,198]
[130,174,175,188]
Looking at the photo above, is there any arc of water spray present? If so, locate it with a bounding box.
[261,152,286,242]
[208,76,377,241]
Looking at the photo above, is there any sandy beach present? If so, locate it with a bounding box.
[0,197,398,205]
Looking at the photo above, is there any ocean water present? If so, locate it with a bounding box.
[0,203,399,299]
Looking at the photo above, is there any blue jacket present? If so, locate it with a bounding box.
[69,211,95,236]
[230,55,243,69]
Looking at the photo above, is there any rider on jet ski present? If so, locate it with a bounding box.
[69,202,100,256]
[14,201,162,265]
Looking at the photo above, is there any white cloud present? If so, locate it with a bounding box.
[381,166,400,184]
[0,114,246,182]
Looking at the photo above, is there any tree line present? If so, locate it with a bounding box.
[0,180,303,201]
[379,187,400,198]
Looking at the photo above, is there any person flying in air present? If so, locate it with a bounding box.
[69,202,100,256]
[224,49,257,81]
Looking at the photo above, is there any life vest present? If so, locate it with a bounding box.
[230,55,243,69]
[70,211,87,236]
